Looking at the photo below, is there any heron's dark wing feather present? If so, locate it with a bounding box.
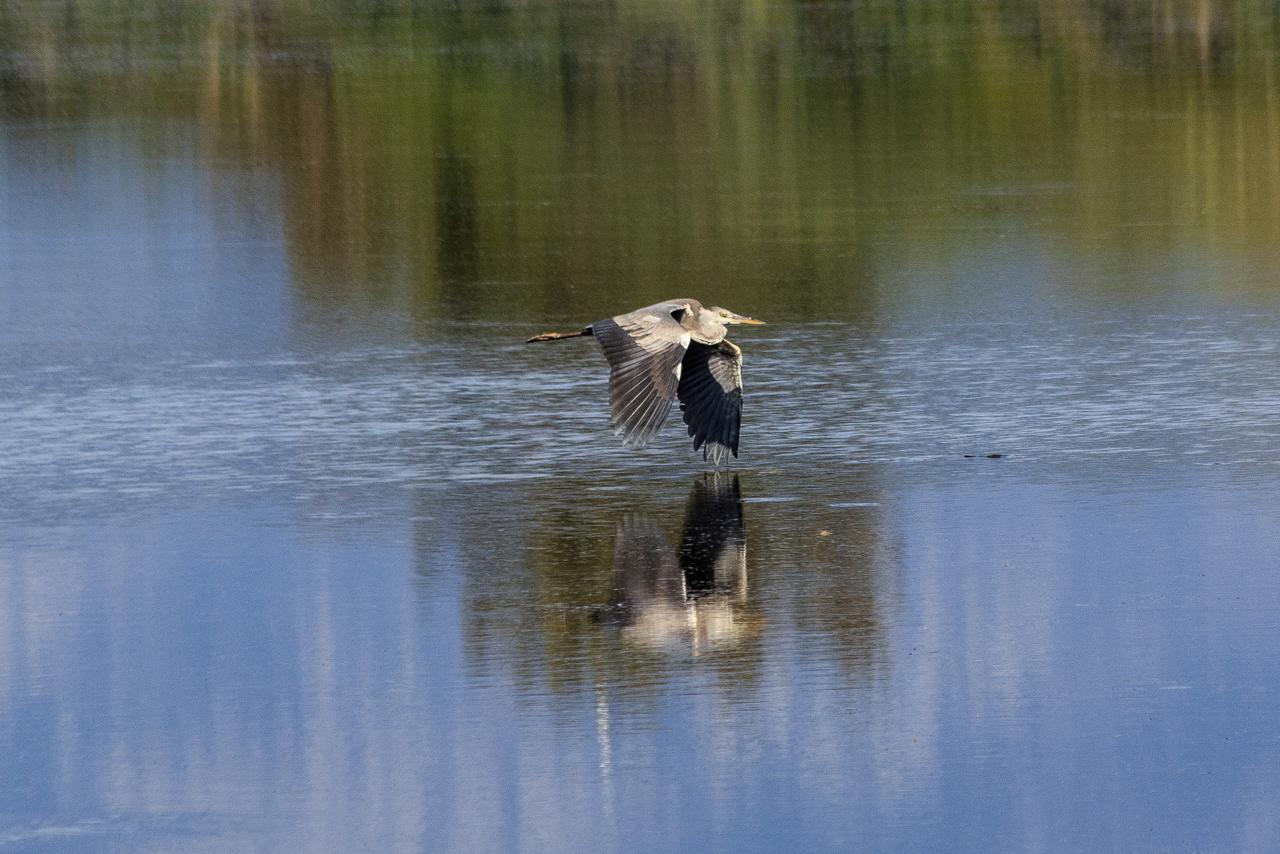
[677,340,743,465]
[679,474,744,596]
[593,311,690,448]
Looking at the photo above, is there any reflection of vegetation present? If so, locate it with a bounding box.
[756,467,897,682]
[5,1,1280,321]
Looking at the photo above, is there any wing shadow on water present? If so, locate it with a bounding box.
[605,473,757,657]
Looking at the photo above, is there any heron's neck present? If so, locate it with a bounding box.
[687,315,726,345]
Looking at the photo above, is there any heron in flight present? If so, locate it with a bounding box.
[527,299,765,464]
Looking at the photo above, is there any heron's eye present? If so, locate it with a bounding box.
[719,310,729,317]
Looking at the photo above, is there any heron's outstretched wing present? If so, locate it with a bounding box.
[679,474,745,597]
[593,305,691,448]
[612,516,682,607]
[611,515,689,652]
[677,340,743,465]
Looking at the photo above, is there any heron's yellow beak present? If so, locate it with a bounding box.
[738,316,766,325]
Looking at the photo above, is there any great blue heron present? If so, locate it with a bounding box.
[527,299,765,464]
[607,474,754,655]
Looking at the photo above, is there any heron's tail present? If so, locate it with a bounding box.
[526,326,593,343]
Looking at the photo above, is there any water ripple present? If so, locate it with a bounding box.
[4,315,1280,517]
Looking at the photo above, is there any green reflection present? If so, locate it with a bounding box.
[4,0,1280,323]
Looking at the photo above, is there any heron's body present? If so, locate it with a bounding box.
[527,299,764,465]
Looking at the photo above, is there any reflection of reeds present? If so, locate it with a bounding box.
[4,0,1280,318]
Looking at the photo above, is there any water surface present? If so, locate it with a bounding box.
[4,2,1280,851]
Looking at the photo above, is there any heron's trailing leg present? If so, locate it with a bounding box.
[526,326,594,343]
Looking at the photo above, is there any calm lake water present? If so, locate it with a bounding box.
[5,1,1280,850]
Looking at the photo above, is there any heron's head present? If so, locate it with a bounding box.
[707,306,766,326]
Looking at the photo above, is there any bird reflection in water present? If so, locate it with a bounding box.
[609,473,756,655]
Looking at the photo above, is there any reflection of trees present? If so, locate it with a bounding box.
[5,1,1280,318]
[749,466,898,682]
[435,150,480,290]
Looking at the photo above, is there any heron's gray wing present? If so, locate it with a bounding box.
[611,515,693,651]
[593,309,690,448]
[677,340,743,465]
[612,516,683,608]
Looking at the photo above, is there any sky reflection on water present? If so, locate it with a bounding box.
[4,468,1280,850]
